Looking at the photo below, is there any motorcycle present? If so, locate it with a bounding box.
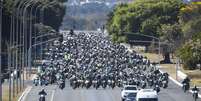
[102,80,107,89]
[117,79,122,87]
[92,80,99,89]
[182,82,189,93]
[162,80,168,89]
[148,79,153,87]
[58,80,65,90]
[192,90,198,101]
[33,78,39,86]
[108,80,115,89]
[141,80,146,89]
[38,90,47,101]
[154,84,160,93]
[39,95,46,101]
[85,80,91,89]
[72,80,78,89]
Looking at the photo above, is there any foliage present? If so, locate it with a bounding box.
[177,2,201,69]
[34,24,55,34]
[106,0,183,43]
[179,2,201,39]
[44,2,66,31]
[159,24,183,54]
[177,33,201,69]
[1,0,67,73]
[2,0,13,15]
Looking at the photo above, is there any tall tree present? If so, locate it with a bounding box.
[177,2,201,69]
[106,0,183,63]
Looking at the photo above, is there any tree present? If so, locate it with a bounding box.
[106,0,183,63]
[177,34,201,69]
[177,2,201,69]
[159,24,183,63]
[179,2,201,40]
[2,0,67,74]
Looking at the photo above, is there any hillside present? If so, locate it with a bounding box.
[60,0,132,30]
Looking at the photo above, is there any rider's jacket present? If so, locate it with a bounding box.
[39,90,47,97]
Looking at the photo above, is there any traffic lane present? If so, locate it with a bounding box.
[53,85,122,101]
[24,80,199,101]
[24,85,57,101]
[158,79,199,101]
[53,80,194,101]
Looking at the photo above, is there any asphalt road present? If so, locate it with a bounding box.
[24,31,200,101]
[24,79,200,101]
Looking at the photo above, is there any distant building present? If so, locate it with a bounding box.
[183,0,201,3]
[191,0,201,2]
[67,0,133,6]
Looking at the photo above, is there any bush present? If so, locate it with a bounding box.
[177,34,201,70]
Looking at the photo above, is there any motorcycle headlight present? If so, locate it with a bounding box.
[125,98,132,101]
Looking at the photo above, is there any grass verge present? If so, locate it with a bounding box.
[141,52,201,87]
[3,83,26,101]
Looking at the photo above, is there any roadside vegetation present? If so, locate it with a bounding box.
[2,0,67,75]
[106,0,201,70]
[2,0,67,100]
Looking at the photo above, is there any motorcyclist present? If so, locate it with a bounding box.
[153,83,160,93]
[182,76,190,83]
[192,85,199,92]
[192,85,199,100]
[69,29,74,35]
[182,77,190,91]
[38,89,47,101]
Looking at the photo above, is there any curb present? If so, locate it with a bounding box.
[123,44,201,98]
[159,69,201,98]
[18,74,36,101]
[18,86,32,101]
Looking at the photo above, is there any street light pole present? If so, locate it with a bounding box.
[28,0,40,77]
[125,32,161,65]
[39,0,57,63]
[17,0,30,88]
[22,0,38,78]
[10,0,20,99]
[8,0,25,99]
[32,0,57,66]
[11,0,31,97]
[33,4,44,66]
[16,0,32,94]
[28,37,61,72]
[22,0,35,80]
[0,0,3,101]
[15,0,27,92]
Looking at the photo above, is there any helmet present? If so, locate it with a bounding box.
[194,85,197,88]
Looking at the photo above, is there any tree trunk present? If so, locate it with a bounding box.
[162,52,171,64]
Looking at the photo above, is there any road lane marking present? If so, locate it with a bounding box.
[18,86,32,101]
[159,69,201,98]
[51,90,55,101]
[51,86,57,101]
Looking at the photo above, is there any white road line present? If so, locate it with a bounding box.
[18,86,33,101]
[51,90,56,101]
[159,69,201,98]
